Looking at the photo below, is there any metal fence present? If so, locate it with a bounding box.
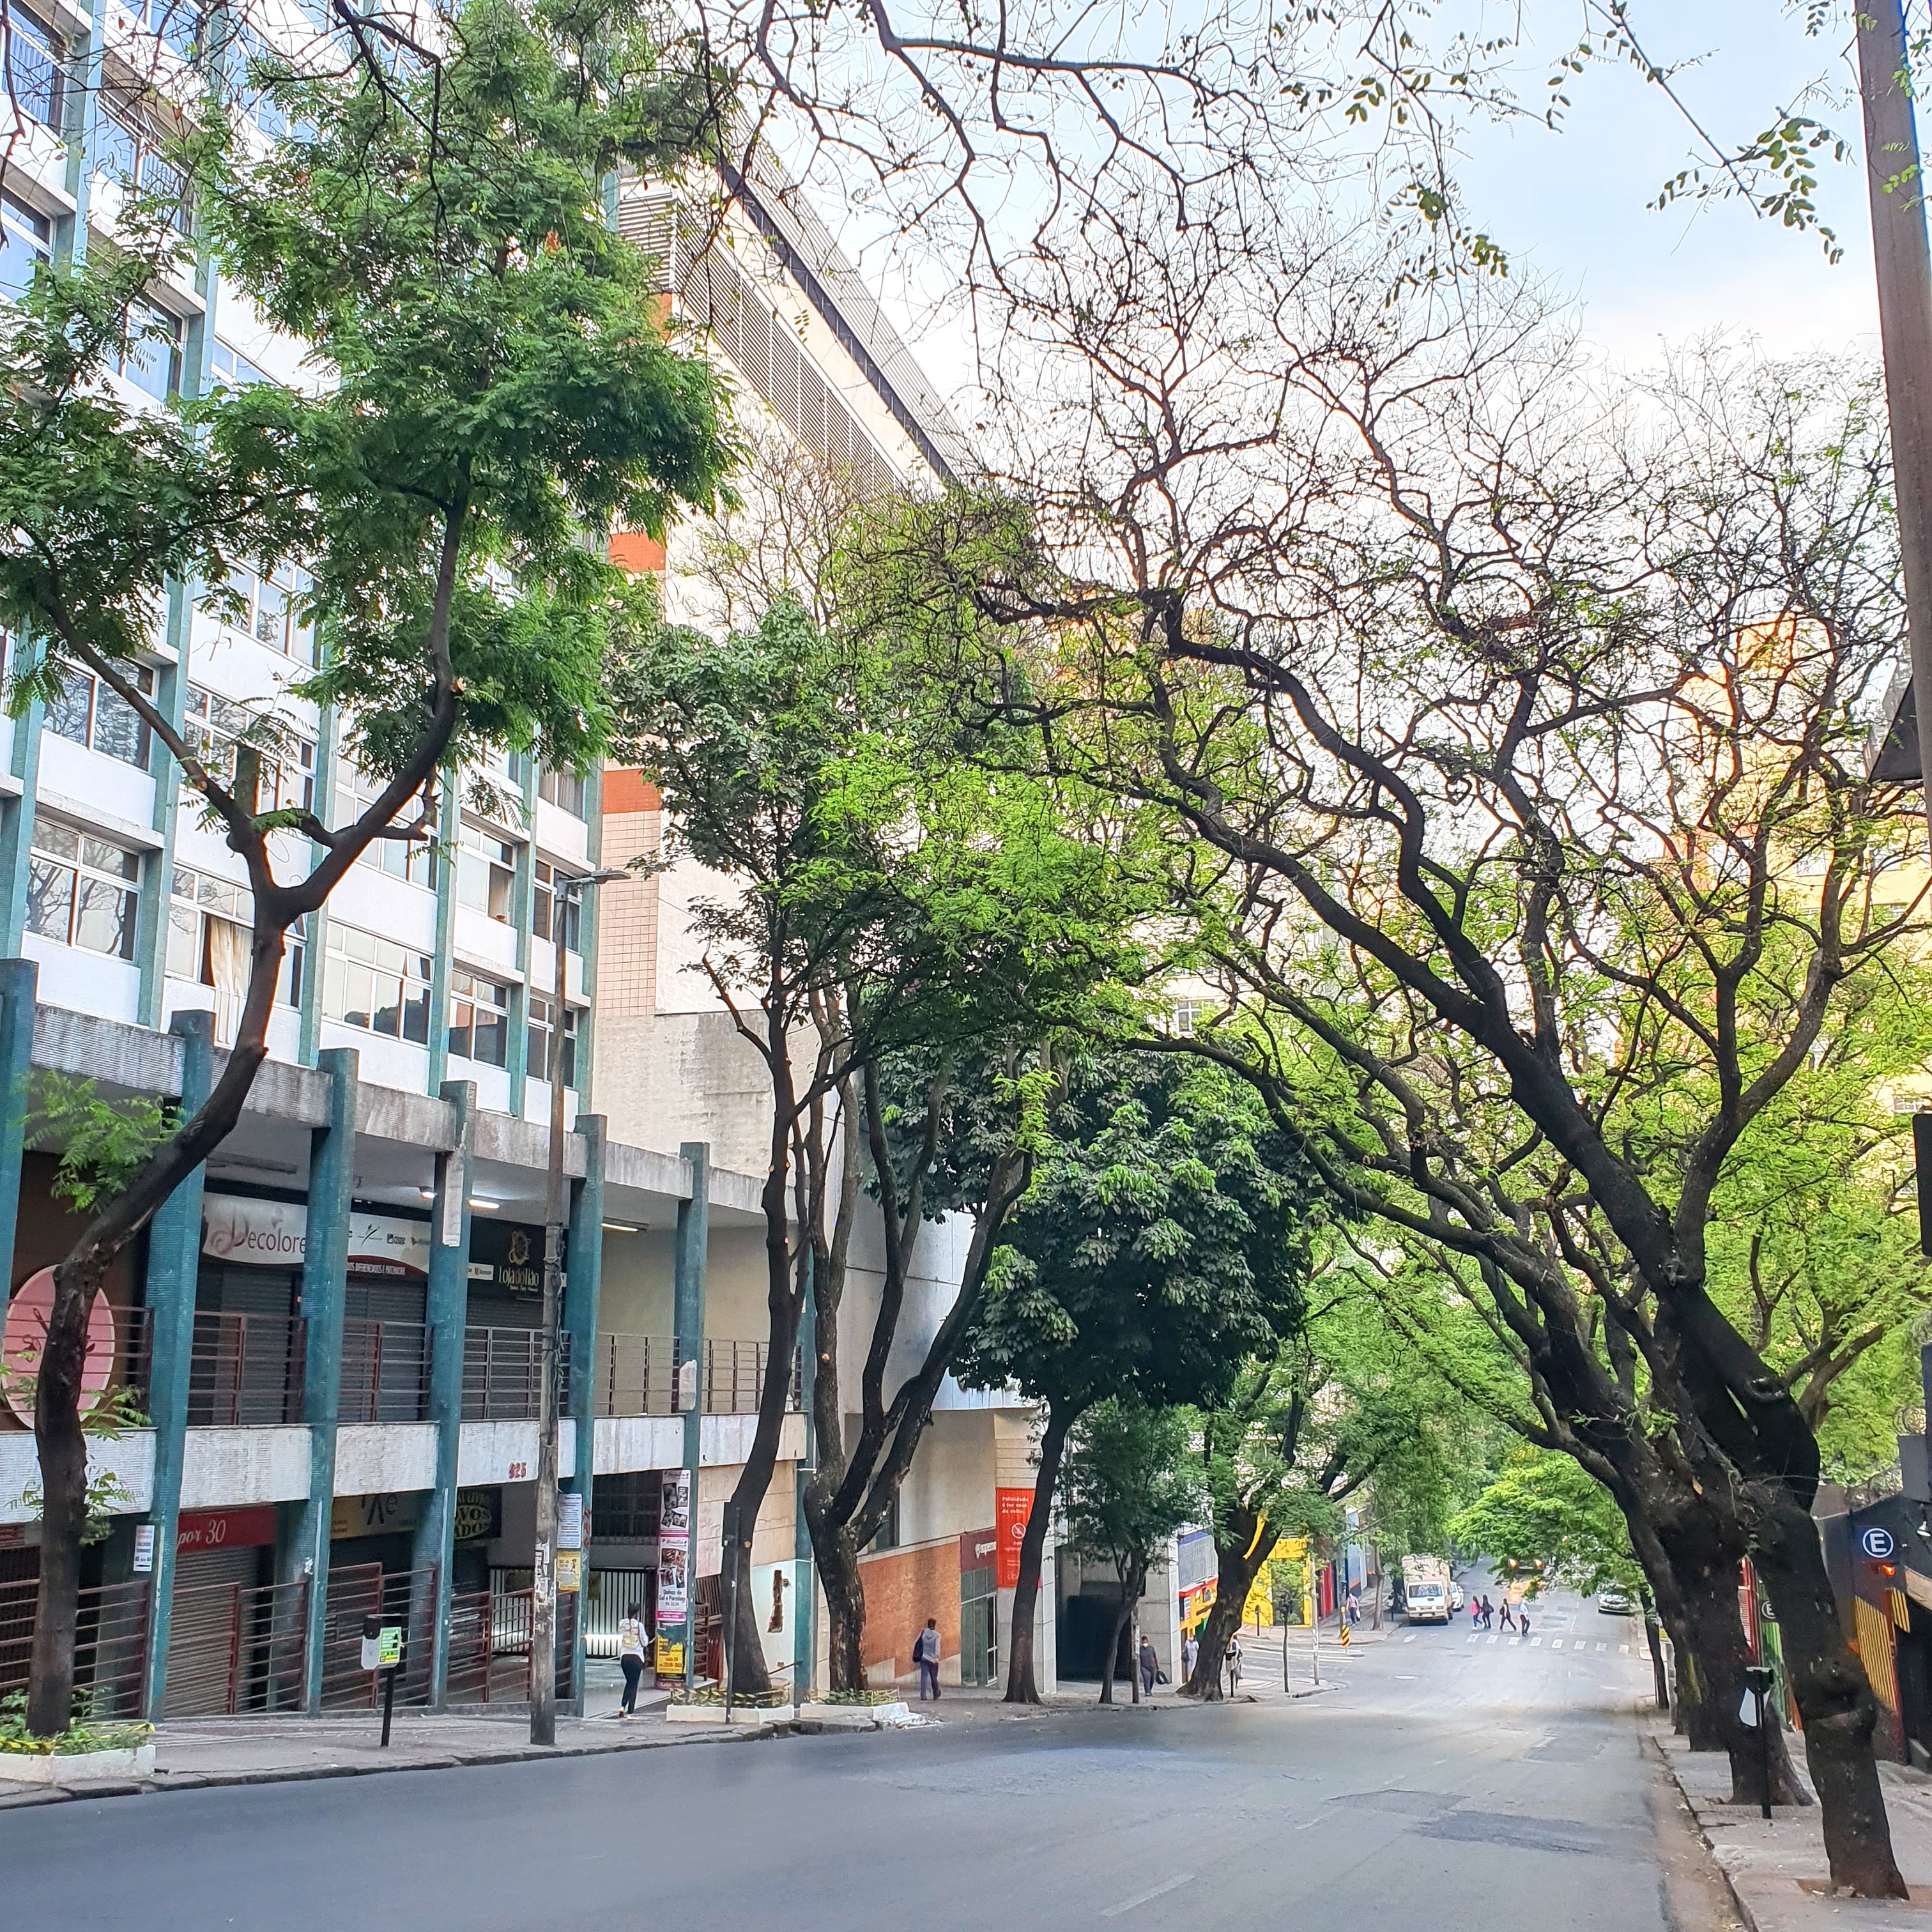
[162,1573,307,1717]
[187,1310,306,1425]
[0,1575,150,1721]
[462,1327,569,1422]
[594,1334,799,1418]
[339,1319,431,1423]
[448,1572,577,1704]
[579,1568,652,1657]
[319,1562,438,1709]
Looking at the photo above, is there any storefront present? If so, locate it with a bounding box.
[464,1218,555,1330]
[164,1505,279,1716]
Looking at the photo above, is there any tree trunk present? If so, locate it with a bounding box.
[1643,1604,1669,1712]
[1099,1597,1129,1705]
[1183,1510,1270,1702]
[811,1521,866,1694]
[1752,1489,1907,1897]
[1004,1401,1072,1704]
[27,1252,105,1735]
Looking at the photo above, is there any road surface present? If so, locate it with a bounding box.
[1,1582,1733,1931]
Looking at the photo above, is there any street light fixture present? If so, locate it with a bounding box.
[530,864,629,1748]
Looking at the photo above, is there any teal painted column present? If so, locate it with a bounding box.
[139,1009,214,1716]
[414,1078,474,1708]
[0,958,38,1307]
[673,1141,708,1694]
[562,1112,604,1714]
[423,785,459,1094]
[0,674,46,956]
[792,1248,816,1707]
[292,1046,356,1712]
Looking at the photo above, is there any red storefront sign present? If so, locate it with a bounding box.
[995,1488,1032,1590]
[176,1507,277,1554]
[959,1525,997,1573]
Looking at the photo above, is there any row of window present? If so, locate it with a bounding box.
[321,926,579,1085]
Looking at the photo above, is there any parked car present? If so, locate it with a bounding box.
[1597,1588,1636,1615]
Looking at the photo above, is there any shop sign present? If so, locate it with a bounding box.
[465,1221,560,1296]
[331,1492,424,1540]
[995,1487,1032,1590]
[657,1469,691,1625]
[201,1196,431,1278]
[454,1487,500,1544]
[1,1271,117,1428]
[178,1506,277,1553]
[958,1526,997,1573]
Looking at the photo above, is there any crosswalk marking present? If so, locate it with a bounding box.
[1488,1634,1499,1644]
[1596,1642,1607,1653]
[1467,1633,1478,1643]
[1550,1639,1563,1650]
[1403,1634,1416,1644]
[1529,1637,1542,1646]
[1620,1644,1630,1655]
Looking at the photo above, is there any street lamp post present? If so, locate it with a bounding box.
[530,866,627,1749]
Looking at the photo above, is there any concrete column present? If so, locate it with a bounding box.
[291,1047,356,1711]
[414,1080,474,1708]
[673,1140,709,1691]
[562,1112,604,1713]
[137,1008,213,1717]
[0,958,38,1305]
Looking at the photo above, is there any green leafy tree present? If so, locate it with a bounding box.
[1061,1397,1200,1705]
[1,0,733,1736]
[956,1052,1324,1701]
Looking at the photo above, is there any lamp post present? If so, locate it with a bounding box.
[530,865,627,1748]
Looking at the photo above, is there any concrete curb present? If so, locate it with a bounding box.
[1645,1731,1764,1932]
[0,1717,792,1812]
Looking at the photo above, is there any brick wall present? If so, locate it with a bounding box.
[859,1537,963,1687]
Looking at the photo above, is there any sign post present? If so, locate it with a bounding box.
[721,1500,746,1724]
[362,1616,404,1747]
[1741,1663,1776,1820]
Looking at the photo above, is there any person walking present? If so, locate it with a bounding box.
[1347,1586,1361,1626]
[914,1617,942,1701]
[1480,1595,1494,1630]
[1498,1595,1517,1632]
[617,1602,647,1718]
[1225,1634,1243,1692]
[1181,1631,1199,1682]
[1139,1634,1158,1697]
[1519,1606,1533,1641]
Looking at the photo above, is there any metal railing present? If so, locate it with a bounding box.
[447,1574,576,1705]
[461,1326,569,1422]
[187,1310,305,1426]
[594,1334,800,1418]
[0,1575,149,1721]
[318,1562,437,1710]
[160,1572,307,1717]
[579,1567,652,1658]
[339,1319,431,1424]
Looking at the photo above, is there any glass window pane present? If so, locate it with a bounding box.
[472,1009,507,1067]
[342,960,374,1031]
[167,903,201,979]
[31,820,77,861]
[45,675,92,746]
[253,579,287,648]
[91,686,147,765]
[73,878,135,958]
[80,835,139,880]
[26,859,73,942]
[401,983,430,1045]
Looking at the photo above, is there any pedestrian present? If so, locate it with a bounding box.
[1139,1634,1158,1697]
[914,1616,942,1700]
[617,1601,647,1718]
[1181,1631,1199,1681]
[1498,1596,1517,1632]
[1225,1634,1243,1692]
[1519,1607,1532,1640]
[1480,1595,1494,1630]
[1347,1586,1361,1626]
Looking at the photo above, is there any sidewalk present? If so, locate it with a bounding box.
[0,1692,777,1812]
[1652,1726,1932,1929]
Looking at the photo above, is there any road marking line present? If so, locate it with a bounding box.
[1403,1634,1416,1644]
[1596,1642,1607,1652]
[1550,1640,1563,1650]
[1488,1634,1499,1644]
[1466,1634,1478,1644]
[1101,1874,1196,1917]
[1620,1644,1630,1655]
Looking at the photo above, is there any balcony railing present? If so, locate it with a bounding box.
[187,1309,305,1425]
[594,1334,799,1418]
[339,1318,430,1424]
[461,1326,569,1422]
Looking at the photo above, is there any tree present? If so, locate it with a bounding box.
[1181,1271,1474,1700]
[955,1052,1324,1702]
[0,0,734,1737]
[1061,1397,1199,1704]
[1450,1450,1671,1711]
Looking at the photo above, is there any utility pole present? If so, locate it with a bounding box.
[530,867,626,1747]
[1858,0,1932,847]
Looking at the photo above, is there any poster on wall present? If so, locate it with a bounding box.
[995,1487,1033,1590]
[657,1469,691,1627]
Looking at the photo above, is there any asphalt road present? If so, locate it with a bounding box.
[1,1579,1733,1932]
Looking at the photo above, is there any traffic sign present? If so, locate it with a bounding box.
[1860,1527,1896,1560]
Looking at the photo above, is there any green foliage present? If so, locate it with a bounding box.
[0,1693,153,1755]
[1448,1450,1646,1602]
[955,1052,1324,1416]
[29,1078,172,1217]
[1062,1397,1202,1585]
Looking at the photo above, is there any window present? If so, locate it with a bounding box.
[167,866,300,1004]
[591,1471,659,1542]
[530,859,582,954]
[525,993,579,1089]
[457,820,516,923]
[94,109,191,233]
[108,298,182,401]
[183,686,314,812]
[27,820,141,959]
[0,192,50,304]
[537,766,586,817]
[45,662,153,766]
[208,340,270,392]
[322,925,431,1044]
[207,561,312,663]
[335,763,435,887]
[3,8,63,128]
[128,0,199,59]
[447,969,510,1068]
[238,29,288,138]
[1168,999,1202,1038]
[864,1492,900,1554]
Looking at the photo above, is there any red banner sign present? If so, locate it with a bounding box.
[959,1526,997,1573]
[176,1507,277,1554]
[995,1488,1033,1590]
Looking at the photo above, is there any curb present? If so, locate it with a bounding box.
[0,1717,792,1813]
[1643,1730,1764,1932]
